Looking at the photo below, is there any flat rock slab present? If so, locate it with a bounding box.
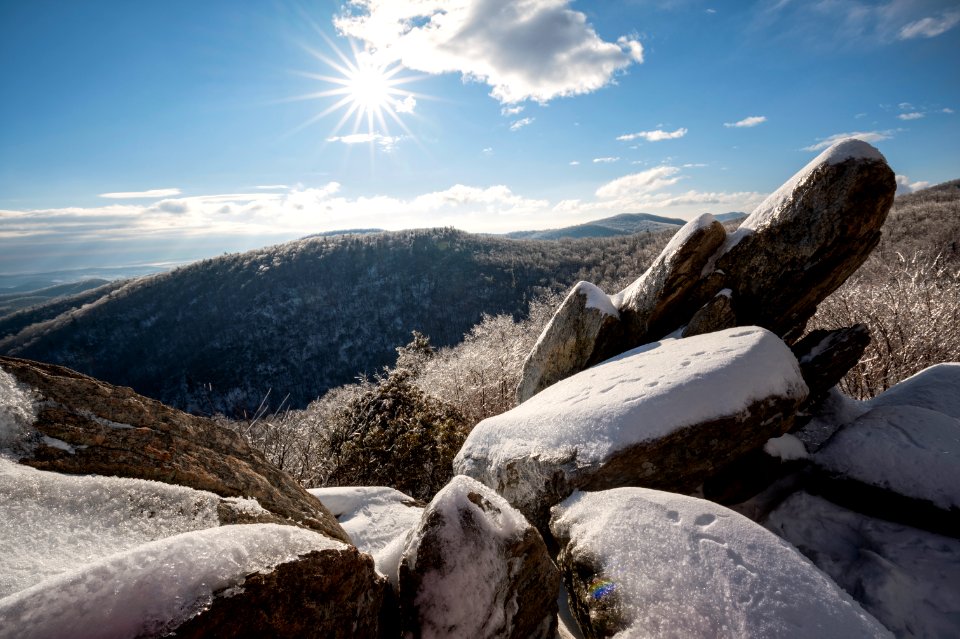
[399,475,559,639]
[550,487,891,638]
[868,362,960,419]
[455,327,808,528]
[0,356,349,543]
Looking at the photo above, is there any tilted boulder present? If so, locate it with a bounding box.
[0,356,349,543]
[550,488,892,638]
[681,288,737,338]
[398,475,559,639]
[790,324,871,408]
[0,524,388,639]
[714,138,896,341]
[456,327,809,529]
[516,281,621,403]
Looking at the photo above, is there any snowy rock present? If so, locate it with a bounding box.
[0,524,388,639]
[550,488,891,638]
[0,356,349,543]
[455,327,808,527]
[398,475,559,639]
[766,491,960,639]
[791,324,871,403]
[714,138,896,340]
[309,485,424,580]
[681,288,737,338]
[812,404,960,536]
[868,362,960,419]
[612,213,727,350]
[516,281,621,403]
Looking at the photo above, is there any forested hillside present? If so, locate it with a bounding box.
[0,227,672,415]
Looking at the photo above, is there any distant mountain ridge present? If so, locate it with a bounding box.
[505,212,746,240]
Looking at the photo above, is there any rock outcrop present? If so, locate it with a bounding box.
[0,355,349,543]
[550,488,892,638]
[516,138,896,402]
[398,475,559,639]
[791,324,871,404]
[458,327,808,528]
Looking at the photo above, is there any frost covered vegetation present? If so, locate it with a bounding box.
[232,180,960,497]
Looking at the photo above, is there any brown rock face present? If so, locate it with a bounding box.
[716,142,896,341]
[399,475,559,639]
[0,355,349,543]
[681,289,737,338]
[516,281,621,403]
[172,546,389,639]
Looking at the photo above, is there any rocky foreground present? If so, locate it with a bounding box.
[1,139,958,638]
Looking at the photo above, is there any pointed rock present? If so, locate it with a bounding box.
[791,324,870,404]
[714,139,896,340]
[682,288,737,338]
[398,475,559,639]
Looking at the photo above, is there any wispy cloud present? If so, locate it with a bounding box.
[944,107,955,114]
[897,112,924,121]
[898,9,960,39]
[616,127,688,142]
[335,0,643,104]
[510,117,535,131]
[99,188,181,199]
[569,161,580,166]
[595,166,683,198]
[256,185,289,190]
[592,157,620,164]
[802,130,895,151]
[895,174,930,195]
[326,132,403,150]
[724,115,767,128]
[501,105,524,116]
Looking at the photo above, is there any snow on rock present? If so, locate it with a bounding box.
[0,365,37,457]
[868,363,960,419]
[764,433,809,461]
[766,491,960,638]
[0,524,347,639]
[550,487,891,638]
[399,475,559,639]
[0,457,234,597]
[457,326,808,527]
[309,486,423,575]
[516,281,622,403]
[814,404,960,512]
[795,387,869,452]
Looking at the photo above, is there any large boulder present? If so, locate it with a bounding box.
[0,356,349,543]
[455,326,809,528]
[550,488,891,638]
[516,281,621,403]
[791,324,871,404]
[0,524,387,639]
[811,404,960,537]
[714,138,896,341]
[766,491,960,639]
[868,362,960,418]
[398,475,559,639]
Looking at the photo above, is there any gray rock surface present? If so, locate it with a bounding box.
[682,288,737,338]
[399,475,559,639]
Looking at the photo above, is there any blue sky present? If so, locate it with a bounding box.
[1,0,958,275]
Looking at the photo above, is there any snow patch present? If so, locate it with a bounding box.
[0,366,38,458]
[815,405,960,511]
[868,362,960,419]
[573,281,618,317]
[0,524,345,639]
[551,488,890,638]
[766,491,960,638]
[764,433,808,461]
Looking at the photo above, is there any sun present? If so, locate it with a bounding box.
[294,39,422,141]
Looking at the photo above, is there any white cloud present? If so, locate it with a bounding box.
[501,105,524,116]
[256,185,289,190]
[682,163,708,168]
[510,117,535,131]
[943,107,955,114]
[326,132,403,150]
[596,166,683,198]
[898,102,914,111]
[569,160,580,166]
[592,157,620,164]
[802,130,895,151]
[393,95,417,114]
[897,111,924,120]
[616,127,688,142]
[706,8,717,14]
[482,147,494,156]
[99,188,181,199]
[895,174,930,195]
[724,115,767,128]
[334,0,644,104]
[898,9,960,39]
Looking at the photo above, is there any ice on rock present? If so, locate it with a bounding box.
[551,487,892,638]
[0,366,38,457]
[815,404,960,511]
[766,491,960,638]
[0,523,346,639]
[309,485,423,577]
